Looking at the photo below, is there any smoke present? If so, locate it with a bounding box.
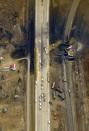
[77,42,84,52]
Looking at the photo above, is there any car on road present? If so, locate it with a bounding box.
[48,121,50,125]
[68,89,71,96]
[39,102,42,110]
[41,93,45,98]
[0,56,3,62]
[39,102,42,106]
[41,93,46,102]
[41,77,44,81]
[44,47,48,55]
[39,106,42,110]
[41,84,44,89]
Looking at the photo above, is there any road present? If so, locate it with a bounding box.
[35,0,50,131]
[12,56,30,131]
[62,0,81,131]
[64,0,81,40]
[25,56,30,131]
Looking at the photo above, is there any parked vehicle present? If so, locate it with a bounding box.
[10,64,16,71]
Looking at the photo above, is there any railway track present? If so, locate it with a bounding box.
[62,0,81,131]
[74,57,88,131]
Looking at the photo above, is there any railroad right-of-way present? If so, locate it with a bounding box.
[62,0,81,131]
[62,0,89,130]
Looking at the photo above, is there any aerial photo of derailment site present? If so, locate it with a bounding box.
[0,0,89,131]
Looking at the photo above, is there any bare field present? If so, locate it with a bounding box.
[0,0,27,29]
[0,51,27,131]
[0,102,25,131]
[0,0,28,130]
[50,64,66,131]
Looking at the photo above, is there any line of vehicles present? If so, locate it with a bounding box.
[39,93,46,110]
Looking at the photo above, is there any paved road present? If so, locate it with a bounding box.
[35,0,50,131]
[64,0,81,40]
